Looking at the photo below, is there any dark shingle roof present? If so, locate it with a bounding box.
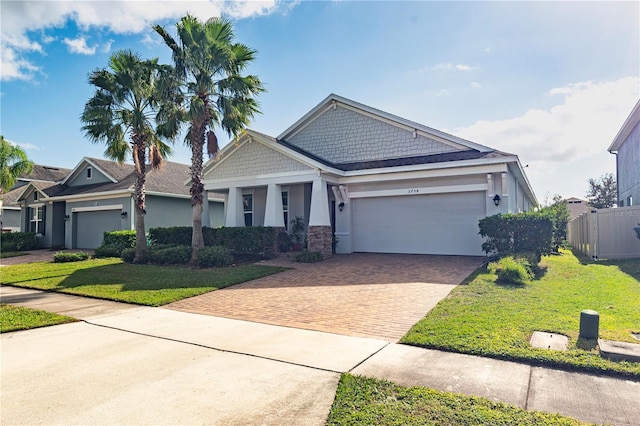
[277,138,514,171]
[1,186,25,206]
[86,158,136,182]
[21,164,72,182]
[54,158,223,200]
[336,150,514,171]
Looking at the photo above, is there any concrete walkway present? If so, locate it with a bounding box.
[1,287,639,425]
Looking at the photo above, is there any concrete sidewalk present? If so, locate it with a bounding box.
[1,286,639,425]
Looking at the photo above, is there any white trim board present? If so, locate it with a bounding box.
[71,204,123,213]
[348,184,488,199]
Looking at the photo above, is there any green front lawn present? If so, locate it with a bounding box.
[327,374,588,425]
[0,305,77,332]
[402,250,640,377]
[0,258,287,306]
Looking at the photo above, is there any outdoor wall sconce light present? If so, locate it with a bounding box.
[121,211,128,219]
[493,194,501,206]
[338,202,345,212]
[64,214,70,221]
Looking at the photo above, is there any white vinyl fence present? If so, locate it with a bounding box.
[568,205,640,259]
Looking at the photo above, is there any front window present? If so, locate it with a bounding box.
[87,167,92,179]
[243,194,253,226]
[282,191,289,230]
[28,206,45,235]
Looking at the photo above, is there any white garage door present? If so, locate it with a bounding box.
[352,192,486,256]
[75,210,122,249]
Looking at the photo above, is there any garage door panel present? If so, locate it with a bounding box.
[352,192,486,256]
[75,210,122,249]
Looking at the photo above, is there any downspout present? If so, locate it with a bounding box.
[609,150,619,206]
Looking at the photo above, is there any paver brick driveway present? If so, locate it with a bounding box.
[167,253,484,341]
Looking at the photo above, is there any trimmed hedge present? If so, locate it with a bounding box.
[147,245,191,265]
[478,212,553,260]
[149,226,276,259]
[1,232,37,252]
[196,246,233,268]
[94,230,136,258]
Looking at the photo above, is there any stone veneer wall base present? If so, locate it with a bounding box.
[307,226,333,258]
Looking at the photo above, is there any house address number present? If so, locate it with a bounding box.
[408,189,420,194]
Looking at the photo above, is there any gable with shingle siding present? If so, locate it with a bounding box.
[207,140,312,180]
[283,104,458,164]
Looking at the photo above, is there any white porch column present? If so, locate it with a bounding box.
[264,183,285,227]
[202,190,210,227]
[309,178,331,226]
[225,187,245,227]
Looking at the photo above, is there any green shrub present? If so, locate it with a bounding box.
[148,227,193,246]
[515,251,542,277]
[295,251,323,263]
[149,226,277,259]
[121,248,136,263]
[196,246,233,268]
[277,231,293,252]
[487,256,531,285]
[214,227,277,259]
[539,200,570,252]
[479,212,553,259]
[0,232,37,252]
[94,244,124,258]
[53,251,90,263]
[147,245,191,265]
[95,230,136,258]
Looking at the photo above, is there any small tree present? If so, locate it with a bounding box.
[586,173,617,209]
[0,135,33,194]
[539,195,570,252]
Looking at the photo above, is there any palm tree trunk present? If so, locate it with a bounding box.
[132,138,148,263]
[189,123,206,265]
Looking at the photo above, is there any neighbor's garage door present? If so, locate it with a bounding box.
[352,192,486,256]
[75,210,122,249]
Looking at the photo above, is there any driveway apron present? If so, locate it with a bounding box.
[167,253,484,341]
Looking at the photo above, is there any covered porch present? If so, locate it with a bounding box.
[205,173,340,258]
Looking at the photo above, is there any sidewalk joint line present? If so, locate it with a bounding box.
[347,341,391,373]
[83,320,344,375]
[524,365,534,410]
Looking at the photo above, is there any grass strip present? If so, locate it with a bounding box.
[402,250,640,377]
[327,374,589,425]
[0,258,287,306]
[1,304,77,332]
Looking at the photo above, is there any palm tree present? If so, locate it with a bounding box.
[81,50,180,263]
[154,15,264,264]
[0,135,33,194]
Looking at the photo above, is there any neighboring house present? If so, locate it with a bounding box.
[1,165,72,232]
[202,94,537,257]
[608,99,640,207]
[4,157,224,249]
[564,197,590,220]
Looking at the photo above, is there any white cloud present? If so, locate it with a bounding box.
[455,64,473,71]
[1,0,291,81]
[63,36,96,55]
[435,89,450,97]
[430,62,475,72]
[102,39,115,53]
[17,142,41,151]
[450,77,639,197]
[470,82,482,89]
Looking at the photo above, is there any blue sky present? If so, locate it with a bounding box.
[1,1,638,202]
